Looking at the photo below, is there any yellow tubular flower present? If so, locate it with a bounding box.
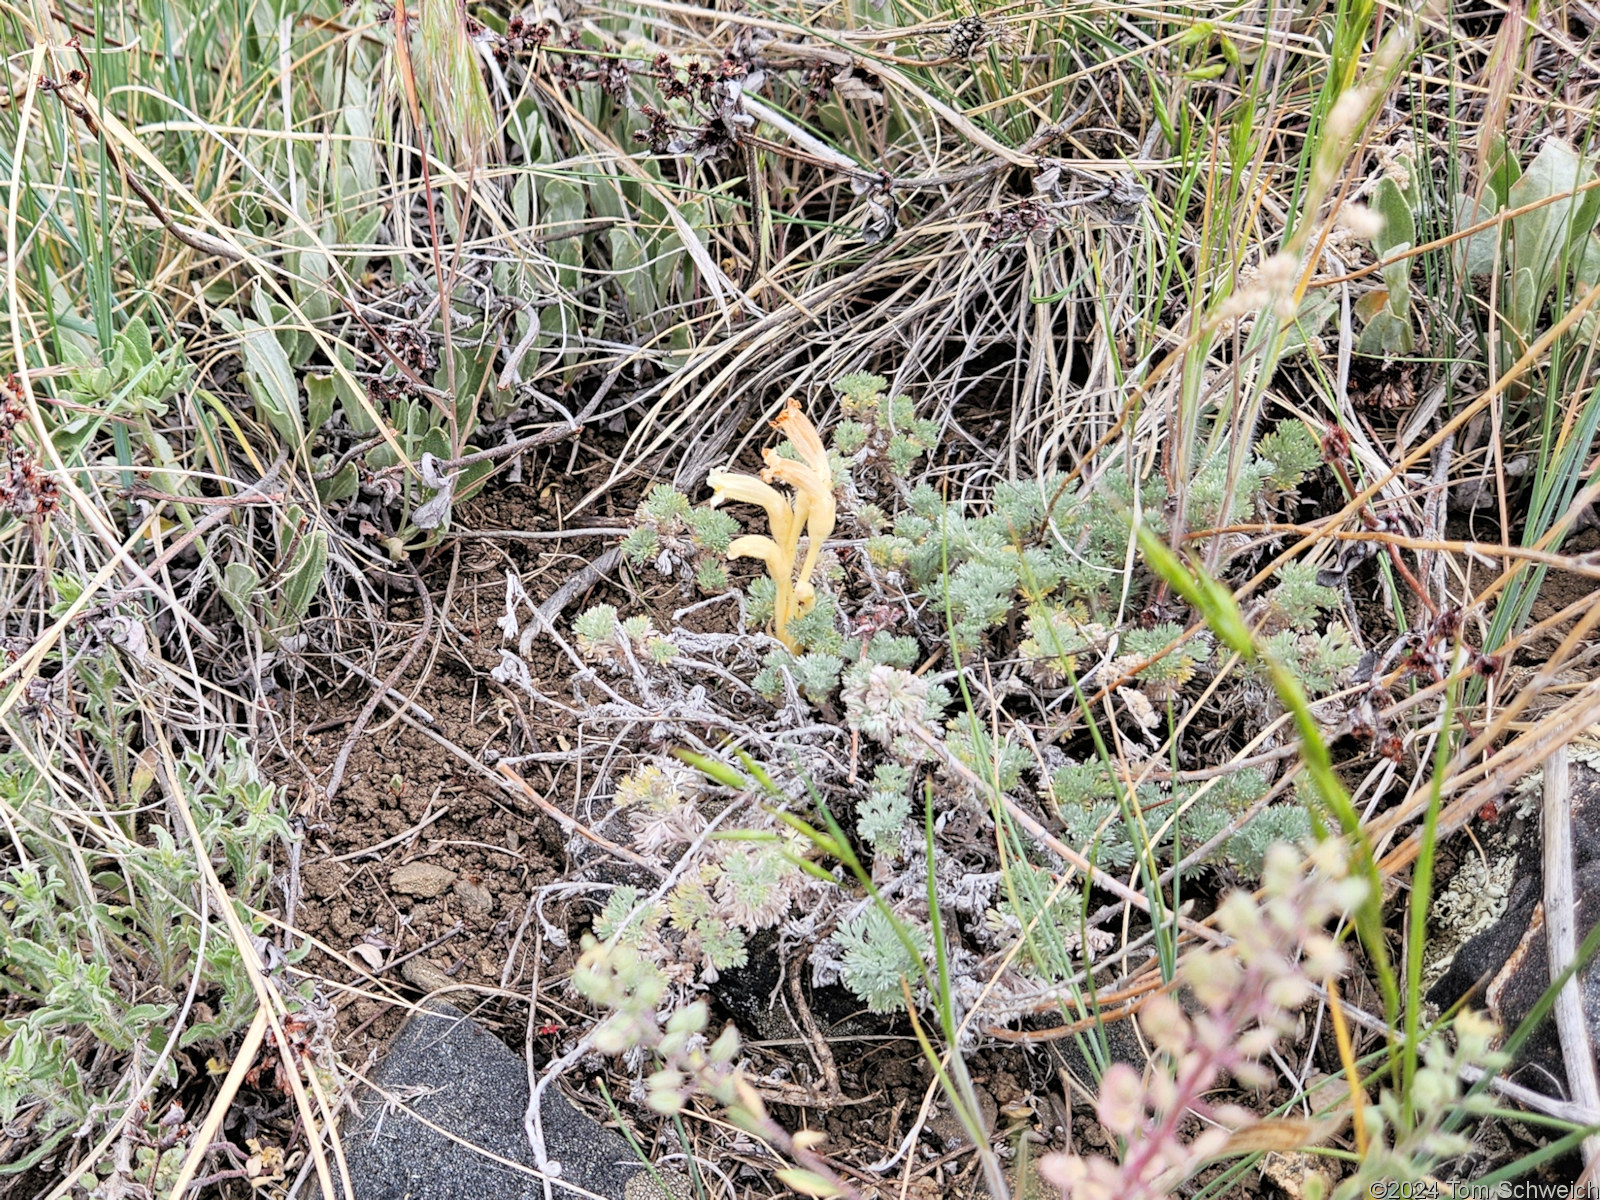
[795,490,834,614]
[709,404,834,647]
[773,399,830,480]
[708,470,794,552]
[761,421,834,613]
[725,534,784,573]
[787,484,810,569]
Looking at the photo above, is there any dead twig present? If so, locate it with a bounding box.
[788,953,843,1102]
[537,547,622,626]
[497,764,666,879]
[1542,747,1600,1170]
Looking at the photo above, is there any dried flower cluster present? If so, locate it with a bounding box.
[631,54,753,163]
[0,375,48,522]
[0,375,23,440]
[490,14,551,63]
[0,435,58,524]
[635,104,677,155]
[802,60,834,104]
[653,53,730,104]
[545,34,633,99]
[940,15,992,59]
[982,198,1060,249]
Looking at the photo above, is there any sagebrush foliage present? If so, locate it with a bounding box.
[622,483,740,592]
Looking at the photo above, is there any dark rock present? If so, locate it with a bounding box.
[314,1003,682,1200]
[1428,759,1600,1089]
[1486,862,1600,1082]
[1426,869,1541,1012]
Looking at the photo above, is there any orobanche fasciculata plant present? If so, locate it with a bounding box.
[527,345,1523,1195]
[708,399,836,651]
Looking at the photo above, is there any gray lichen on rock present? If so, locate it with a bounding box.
[1424,840,1519,995]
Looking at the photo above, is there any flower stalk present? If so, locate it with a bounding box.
[1040,840,1368,1200]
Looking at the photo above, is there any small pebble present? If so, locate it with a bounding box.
[390,861,457,897]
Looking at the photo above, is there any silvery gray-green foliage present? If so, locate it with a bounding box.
[591,846,806,983]
[1046,763,1308,878]
[1115,622,1213,699]
[607,874,752,978]
[595,377,1354,1018]
[622,484,741,591]
[1267,560,1343,628]
[595,762,815,984]
[1251,560,1359,690]
[831,907,932,1014]
[1254,625,1361,693]
[857,764,912,852]
[866,417,1317,658]
[0,733,293,1178]
[1256,421,1325,489]
[831,371,940,481]
[206,33,499,544]
[755,598,938,711]
[573,604,680,667]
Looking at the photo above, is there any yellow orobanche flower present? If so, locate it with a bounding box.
[763,402,835,604]
[706,471,795,552]
[709,402,834,650]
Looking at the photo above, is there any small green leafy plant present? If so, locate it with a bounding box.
[621,484,740,591]
[0,731,293,1180]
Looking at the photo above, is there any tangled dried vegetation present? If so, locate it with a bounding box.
[7,0,1600,1196]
